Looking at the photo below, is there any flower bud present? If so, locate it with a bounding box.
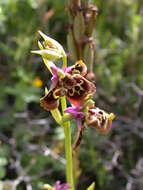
[67,30,77,62]
[42,184,53,190]
[83,43,94,71]
[54,180,70,190]
[38,30,66,56]
[86,72,95,82]
[38,41,55,73]
[86,5,98,36]
[73,11,85,43]
[31,49,62,61]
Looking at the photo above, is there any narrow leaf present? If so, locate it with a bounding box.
[87,182,95,190]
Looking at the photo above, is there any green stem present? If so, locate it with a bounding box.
[61,55,74,190]
[62,52,67,68]
[61,97,74,190]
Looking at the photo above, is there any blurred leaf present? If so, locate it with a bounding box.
[0,166,6,179]
[87,182,95,190]
[0,157,8,166]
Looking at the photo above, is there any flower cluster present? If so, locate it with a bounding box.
[32,31,115,148]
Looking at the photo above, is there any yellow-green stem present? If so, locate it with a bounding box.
[61,97,74,190]
[61,54,74,190]
[62,52,67,68]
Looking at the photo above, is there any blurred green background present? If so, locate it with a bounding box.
[0,0,143,190]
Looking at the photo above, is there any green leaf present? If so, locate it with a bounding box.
[87,182,95,190]
[0,166,6,179]
[0,157,8,166]
[51,108,62,125]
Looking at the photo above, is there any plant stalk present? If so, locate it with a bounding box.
[61,55,74,190]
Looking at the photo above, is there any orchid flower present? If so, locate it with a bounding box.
[85,106,115,134]
[54,181,70,190]
[40,61,96,111]
[63,102,115,149]
[42,181,69,190]
[64,103,115,134]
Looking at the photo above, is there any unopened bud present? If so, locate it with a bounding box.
[42,184,53,190]
[67,31,77,62]
[73,11,85,43]
[86,6,98,36]
[83,43,94,71]
[31,49,62,61]
[86,72,95,82]
[38,30,66,56]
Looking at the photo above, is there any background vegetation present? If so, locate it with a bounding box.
[0,0,143,189]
